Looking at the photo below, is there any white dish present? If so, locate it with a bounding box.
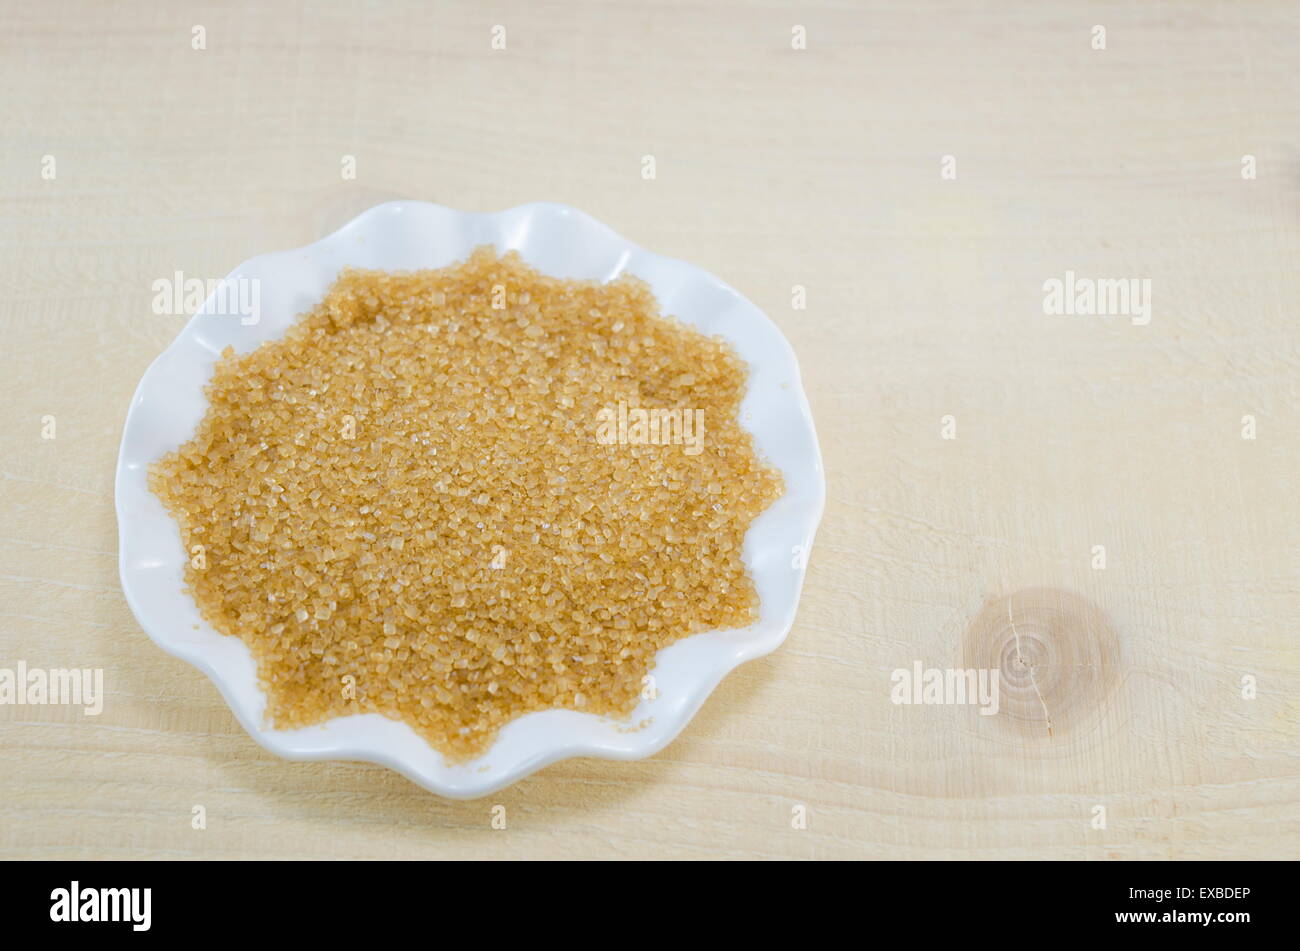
[115,200,825,798]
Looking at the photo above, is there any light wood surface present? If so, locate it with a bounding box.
[1,0,1296,860]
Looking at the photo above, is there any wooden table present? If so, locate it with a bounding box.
[1,0,1296,860]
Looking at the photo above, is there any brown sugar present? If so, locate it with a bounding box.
[149,247,782,760]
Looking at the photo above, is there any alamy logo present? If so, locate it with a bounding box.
[596,402,705,456]
[151,271,261,325]
[1042,270,1151,326]
[890,662,1000,716]
[50,882,151,931]
[0,662,103,715]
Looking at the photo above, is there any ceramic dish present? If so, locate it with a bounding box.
[116,200,824,798]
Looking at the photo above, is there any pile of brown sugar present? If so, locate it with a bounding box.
[150,247,782,760]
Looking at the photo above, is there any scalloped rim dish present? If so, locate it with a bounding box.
[115,201,825,798]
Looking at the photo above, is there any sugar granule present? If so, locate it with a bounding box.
[150,247,782,760]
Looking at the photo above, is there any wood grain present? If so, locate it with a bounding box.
[0,0,1296,860]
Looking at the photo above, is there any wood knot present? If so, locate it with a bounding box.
[961,587,1119,740]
